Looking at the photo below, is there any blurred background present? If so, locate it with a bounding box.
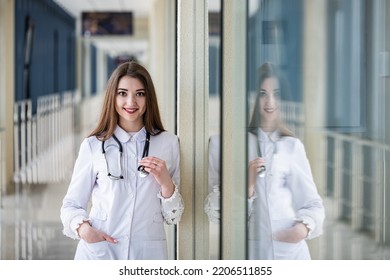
[0,0,389,260]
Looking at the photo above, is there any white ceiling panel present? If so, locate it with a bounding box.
[54,0,150,18]
[53,0,150,58]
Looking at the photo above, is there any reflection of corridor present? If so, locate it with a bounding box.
[319,198,390,260]
[1,182,390,259]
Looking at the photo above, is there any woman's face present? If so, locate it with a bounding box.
[259,76,280,131]
[115,75,147,132]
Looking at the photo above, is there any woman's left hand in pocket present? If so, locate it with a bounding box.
[272,222,309,243]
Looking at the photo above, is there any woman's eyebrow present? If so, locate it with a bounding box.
[117,88,145,92]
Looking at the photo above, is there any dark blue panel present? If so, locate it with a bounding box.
[90,44,97,95]
[14,0,76,113]
[247,0,303,102]
[209,45,220,96]
[107,55,116,80]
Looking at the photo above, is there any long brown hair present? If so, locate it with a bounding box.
[89,61,165,140]
[248,62,294,138]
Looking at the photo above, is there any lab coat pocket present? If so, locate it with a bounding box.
[271,218,310,259]
[75,239,115,260]
[94,154,108,179]
[150,212,165,236]
[272,239,307,259]
[83,240,111,258]
[89,208,108,231]
[95,152,122,183]
[269,155,289,179]
[153,212,164,223]
[142,240,167,260]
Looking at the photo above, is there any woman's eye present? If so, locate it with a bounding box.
[136,91,145,97]
[259,91,267,97]
[118,91,127,96]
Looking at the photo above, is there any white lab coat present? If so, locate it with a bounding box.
[204,130,325,259]
[60,126,184,260]
[247,129,325,259]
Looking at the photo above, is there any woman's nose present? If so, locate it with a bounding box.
[126,94,136,105]
[265,94,275,105]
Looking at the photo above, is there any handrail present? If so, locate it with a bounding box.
[13,92,76,184]
[325,129,390,151]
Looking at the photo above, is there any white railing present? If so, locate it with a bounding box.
[324,131,389,244]
[281,101,389,249]
[281,101,305,139]
[13,92,75,184]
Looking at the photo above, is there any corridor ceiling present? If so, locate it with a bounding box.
[53,0,150,17]
[53,0,150,57]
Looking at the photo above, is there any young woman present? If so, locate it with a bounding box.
[247,62,325,259]
[60,61,184,260]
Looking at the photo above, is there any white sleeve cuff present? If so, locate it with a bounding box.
[158,185,184,225]
[70,216,91,239]
[204,189,220,224]
[296,215,316,240]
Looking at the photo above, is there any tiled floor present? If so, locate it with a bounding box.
[1,181,390,260]
[0,181,77,260]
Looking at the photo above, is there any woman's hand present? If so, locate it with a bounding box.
[139,156,174,198]
[248,157,266,197]
[272,222,309,243]
[77,221,117,244]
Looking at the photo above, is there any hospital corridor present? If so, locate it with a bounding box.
[1,0,390,260]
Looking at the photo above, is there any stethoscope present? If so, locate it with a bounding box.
[102,132,151,180]
[256,131,278,178]
[257,141,266,178]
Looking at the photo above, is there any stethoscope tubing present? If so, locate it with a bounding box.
[102,132,151,179]
[256,131,278,178]
[257,134,266,177]
[137,132,150,177]
[102,134,124,179]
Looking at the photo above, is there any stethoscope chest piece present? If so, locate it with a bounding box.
[137,131,151,178]
[258,166,266,178]
[137,166,149,178]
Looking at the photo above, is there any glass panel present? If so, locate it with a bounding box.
[246,0,390,260]
[205,0,222,260]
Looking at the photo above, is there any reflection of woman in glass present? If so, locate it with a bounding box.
[247,62,325,259]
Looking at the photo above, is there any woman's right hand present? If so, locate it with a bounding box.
[248,157,266,197]
[77,221,117,244]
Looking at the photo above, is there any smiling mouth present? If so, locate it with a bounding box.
[124,108,138,114]
[264,108,276,113]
